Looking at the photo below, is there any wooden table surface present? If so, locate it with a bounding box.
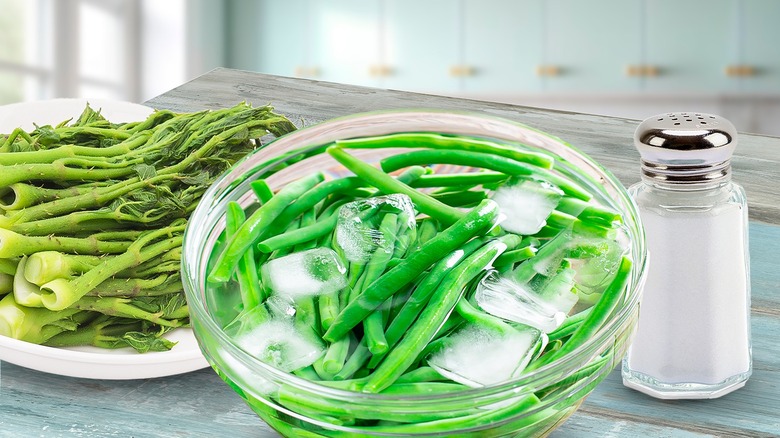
[2,68,779,437]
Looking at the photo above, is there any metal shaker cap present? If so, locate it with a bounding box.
[634,112,737,183]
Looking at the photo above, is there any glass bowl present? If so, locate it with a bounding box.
[182,110,647,437]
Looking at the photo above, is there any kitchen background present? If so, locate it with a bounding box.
[1,0,778,135]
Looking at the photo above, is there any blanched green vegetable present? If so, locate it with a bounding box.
[0,103,296,352]
[205,131,634,433]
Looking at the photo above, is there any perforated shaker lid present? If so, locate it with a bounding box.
[634,112,737,183]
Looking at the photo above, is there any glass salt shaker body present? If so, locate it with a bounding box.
[622,112,752,399]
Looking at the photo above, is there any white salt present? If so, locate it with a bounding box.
[625,203,751,387]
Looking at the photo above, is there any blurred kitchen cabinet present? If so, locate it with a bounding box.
[248,0,780,98]
[307,0,382,87]
[541,0,643,92]
[733,0,780,93]
[381,0,546,95]
[643,0,734,93]
[458,0,545,94]
[254,0,310,79]
[380,0,460,93]
[255,0,381,86]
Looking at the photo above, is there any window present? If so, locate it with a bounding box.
[0,0,187,105]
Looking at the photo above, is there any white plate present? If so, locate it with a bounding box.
[0,98,209,380]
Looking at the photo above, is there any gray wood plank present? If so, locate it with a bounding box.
[147,68,780,225]
[0,363,274,438]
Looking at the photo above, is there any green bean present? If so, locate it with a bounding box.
[557,197,622,226]
[256,212,339,253]
[327,146,464,226]
[363,308,389,355]
[209,172,324,282]
[393,366,446,384]
[267,176,365,236]
[292,365,322,381]
[359,213,398,355]
[334,338,371,381]
[380,149,591,201]
[511,229,572,283]
[268,216,301,259]
[393,165,428,185]
[409,171,509,189]
[312,355,337,381]
[430,189,488,207]
[527,256,632,370]
[322,199,500,343]
[455,295,516,337]
[370,238,487,368]
[250,179,274,204]
[363,236,512,393]
[346,262,365,290]
[415,218,438,245]
[293,208,318,252]
[277,382,484,425]
[224,202,263,309]
[391,210,416,260]
[493,246,537,272]
[335,132,554,169]
[536,351,611,400]
[322,334,352,375]
[359,393,542,434]
[318,291,340,332]
[547,307,593,342]
[294,294,319,334]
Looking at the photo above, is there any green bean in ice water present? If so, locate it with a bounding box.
[208,172,324,282]
[204,129,634,433]
[322,198,500,343]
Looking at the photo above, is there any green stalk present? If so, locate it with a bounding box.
[23,252,103,285]
[85,274,182,297]
[73,295,187,328]
[0,229,133,258]
[0,293,80,341]
[38,224,186,310]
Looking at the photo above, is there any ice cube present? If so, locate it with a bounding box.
[260,247,347,299]
[223,309,325,373]
[335,194,417,263]
[534,265,579,315]
[427,322,541,387]
[573,236,627,297]
[491,179,562,235]
[475,272,567,332]
[265,294,298,318]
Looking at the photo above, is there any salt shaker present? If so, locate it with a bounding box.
[622,112,752,399]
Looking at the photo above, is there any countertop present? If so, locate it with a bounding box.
[2,68,779,437]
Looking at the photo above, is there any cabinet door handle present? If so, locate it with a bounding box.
[294,66,320,78]
[536,65,561,77]
[625,65,660,77]
[449,65,475,77]
[369,65,393,77]
[725,65,756,77]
